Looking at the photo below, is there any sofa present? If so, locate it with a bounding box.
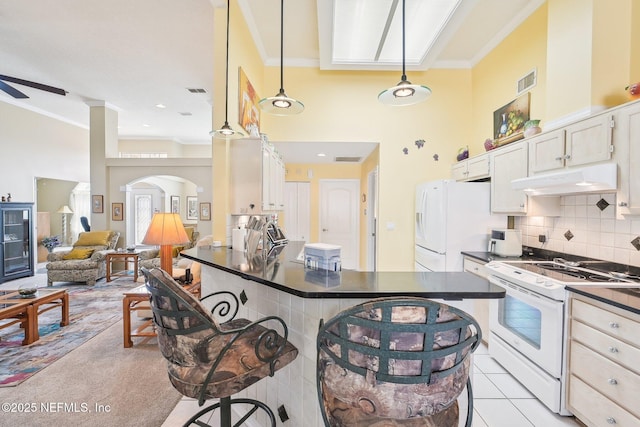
[46,230,120,286]
[138,226,199,271]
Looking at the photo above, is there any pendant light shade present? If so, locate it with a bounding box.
[211,0,243,139]
[378,0,431,107]
[259,0,304,115]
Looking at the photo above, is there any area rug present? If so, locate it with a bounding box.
[0,279,139,387]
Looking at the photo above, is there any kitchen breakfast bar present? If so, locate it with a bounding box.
[180,243,505,426]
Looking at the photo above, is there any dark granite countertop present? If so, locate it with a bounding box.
[182,243,505,300]
[566,285,640,316]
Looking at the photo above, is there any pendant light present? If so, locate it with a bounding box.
[211,0,243,139]
[378,0,431,106]
[258,0,304,115]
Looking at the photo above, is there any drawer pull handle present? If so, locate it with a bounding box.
[609,322,619,329]
[608,378,618,385]
[608,346,619,353]
[606,417,616,424]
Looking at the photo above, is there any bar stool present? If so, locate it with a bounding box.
[317,297,481,426]
[142,268,298,427]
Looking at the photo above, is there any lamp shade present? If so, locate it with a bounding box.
[57,205,73,214]
[142,213,190,246]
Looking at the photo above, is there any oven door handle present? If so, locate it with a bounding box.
[489,276,562,310]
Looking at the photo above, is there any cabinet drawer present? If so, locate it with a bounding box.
[569,374,640,427]
[571,319,640,374]
[570,341,640,417]
[571,299,640,344]
[463,257,487,278]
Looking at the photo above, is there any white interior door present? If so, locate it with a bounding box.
[283,182,310,242]
[319,179,359,270]
[366,167,378,271]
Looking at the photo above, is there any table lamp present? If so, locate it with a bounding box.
[57,205,73,245]
[142,213,189,277]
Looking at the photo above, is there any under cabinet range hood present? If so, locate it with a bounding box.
[511,163,617,196]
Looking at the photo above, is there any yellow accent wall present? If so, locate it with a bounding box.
[212,1,266,242]
[262,67,472,270]
[213,0,640,271]
[471,4,548,147]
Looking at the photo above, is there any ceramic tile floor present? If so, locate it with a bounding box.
[162,342,583,427]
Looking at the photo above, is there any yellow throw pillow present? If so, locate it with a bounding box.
[74,231,111,247]
[172,246,185,258]
[62,248,95,260]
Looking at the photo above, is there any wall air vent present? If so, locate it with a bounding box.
[517,68,537,95]
[187,88,207,94]
[334,156,362,163]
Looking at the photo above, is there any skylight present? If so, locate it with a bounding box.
[331,0,461,66]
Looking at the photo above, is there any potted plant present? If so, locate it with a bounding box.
[41,235,61,253]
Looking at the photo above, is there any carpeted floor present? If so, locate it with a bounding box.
[0,270,181,426]
[1,280,139,386]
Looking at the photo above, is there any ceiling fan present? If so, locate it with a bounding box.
[0,74,67,99]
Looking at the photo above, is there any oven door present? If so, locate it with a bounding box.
[489,275,564,378]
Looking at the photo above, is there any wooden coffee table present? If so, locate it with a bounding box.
[0,289,69,345]
[106,252,139,282]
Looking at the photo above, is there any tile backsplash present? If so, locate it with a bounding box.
[516,194,640,267]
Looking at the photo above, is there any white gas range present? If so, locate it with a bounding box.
[485,258,639,416]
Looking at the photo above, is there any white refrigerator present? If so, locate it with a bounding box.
[415,179,506,272]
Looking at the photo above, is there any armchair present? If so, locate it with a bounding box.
[46,231,120,286]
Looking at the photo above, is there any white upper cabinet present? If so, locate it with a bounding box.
[613,100,640,216]
[527,128,566,173]
[490,141,528,214]
[564,112,614,166]
[230,137,286,214]
[452,153,490,182]
[528,112,614,174]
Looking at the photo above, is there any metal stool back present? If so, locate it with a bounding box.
[317,297,481,426]
[143,267,298,427]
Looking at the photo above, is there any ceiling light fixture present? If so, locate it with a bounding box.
[259,0,304,115]
[378,0,431,106]
[211,0,243,139]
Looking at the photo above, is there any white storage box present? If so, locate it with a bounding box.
[304,243,341,271]
[304,243,341,258]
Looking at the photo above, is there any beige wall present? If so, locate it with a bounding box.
[119,139,211,158]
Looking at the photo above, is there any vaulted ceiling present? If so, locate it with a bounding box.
[0,0,542,161]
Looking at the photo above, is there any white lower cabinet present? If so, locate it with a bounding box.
[463,256,489,344]
[567,293,640,426]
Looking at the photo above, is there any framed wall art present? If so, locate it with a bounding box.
[92,195,104,213]
[112,202,124,221]
[199,203,211,221]
[238,67,260,137]
[187,196,198,220]
[493,92,530,146]
[170,196,179,214]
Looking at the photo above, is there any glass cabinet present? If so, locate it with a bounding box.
[0,202,34,283]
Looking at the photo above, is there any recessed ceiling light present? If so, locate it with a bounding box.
[317,153,326,157]
[155,103,166,109]
[143,124,150,127]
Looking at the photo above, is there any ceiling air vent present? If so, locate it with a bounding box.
[517,68,536,95]
[179,112,192,116]
[335,156,362,163]
[187,88,207,94]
